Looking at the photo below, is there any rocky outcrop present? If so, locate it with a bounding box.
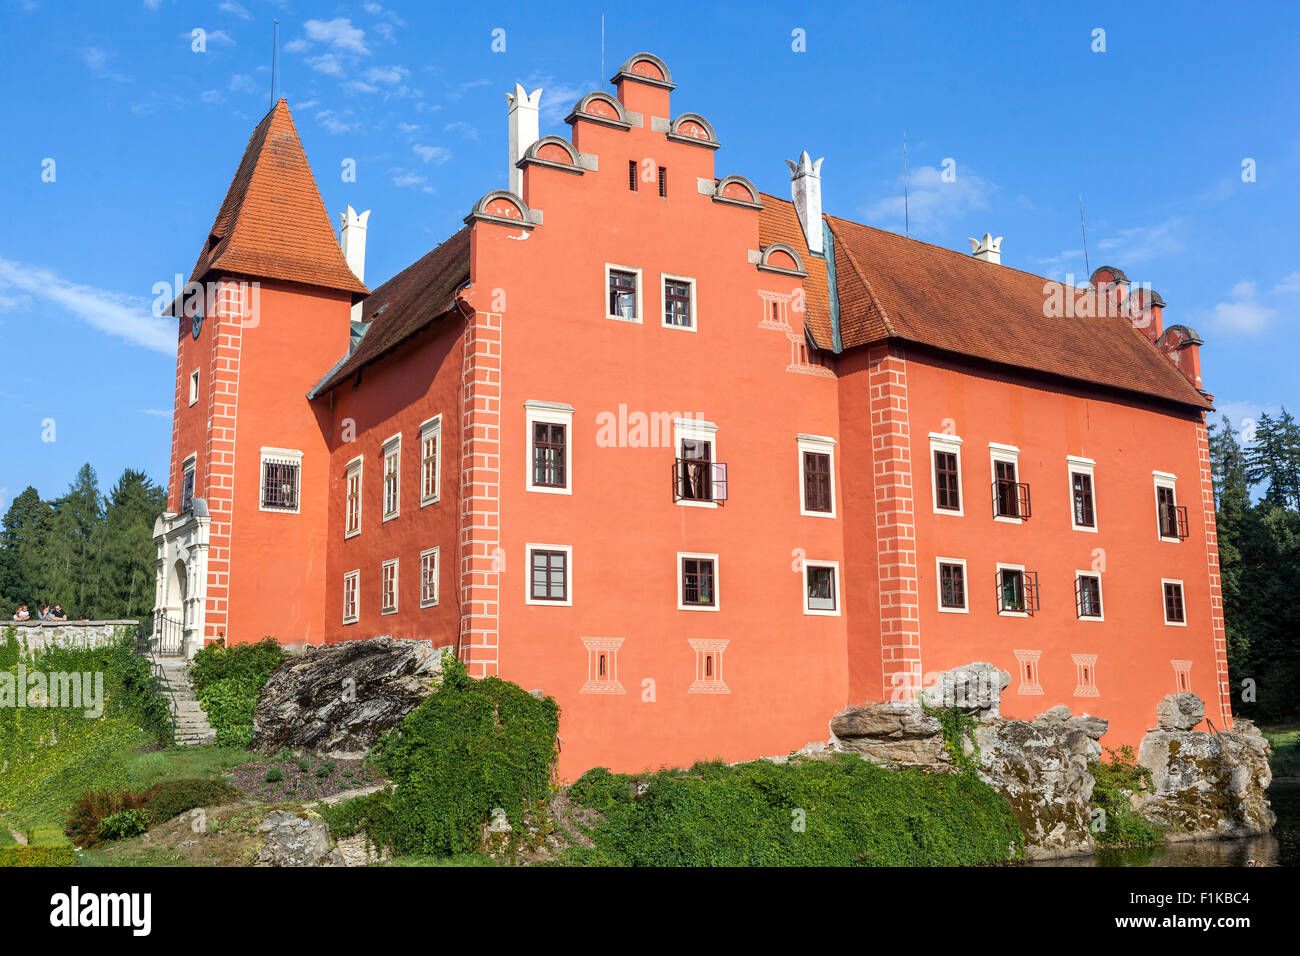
[256,809,331,866]
[916,661,1011,719]
[1136,700,1274,840]
[831,701,948,765]
[251,637,450,757]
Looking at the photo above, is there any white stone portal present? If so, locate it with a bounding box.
[152,500,212,658]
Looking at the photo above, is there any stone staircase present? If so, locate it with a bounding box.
[153,656,216,746]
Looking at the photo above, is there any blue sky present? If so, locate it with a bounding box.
[1,0,1297,511]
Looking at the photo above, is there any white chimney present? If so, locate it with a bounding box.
[785,151,824,256]
[968,233,1002,264]
[340,205,370,325]
[506,83,542,196]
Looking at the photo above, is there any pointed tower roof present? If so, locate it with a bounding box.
[186,99,368,296]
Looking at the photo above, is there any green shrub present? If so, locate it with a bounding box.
[265,767,283,783]
[316,761,336,778]
[65,789,147,848]
[99,808,149,841]
[189,637,285,748]
[1089,745,1163,848]
[569,767,635,814]
[359,656,559,856]
[567,755,1025,866]
[0,846,75,866]
[141,778,242,825]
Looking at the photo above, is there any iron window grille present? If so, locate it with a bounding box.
[180,467,196,513]
[532,422,567,489]
[657,165,667,197]
[997,568,1039,614]
[529,549,567,602]
[934,450,960,511]
[992,461,1030,519]
[1164,582,1185,623]
[939,562,966,609]
[628,160,638,191]
[681,557,716,607]
[803,451,833,512]
[1072,473,1095,527]
[262,460,300,511]
[1075,574,1103,618]
[664,279,692,327]
[807,565,836,611]
[609,269,638,319]
[674,440,727,502]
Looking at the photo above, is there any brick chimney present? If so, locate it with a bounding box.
[339,205,369,327]
[506,83,542,196]
[786,151,824,256]
[968,233,1003,264]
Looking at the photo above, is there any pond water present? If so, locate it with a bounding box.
[1028,780,1299,867]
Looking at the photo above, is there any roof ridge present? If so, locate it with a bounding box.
[826,218,895,338]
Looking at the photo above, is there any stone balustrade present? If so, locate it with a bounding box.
[4,620,140,655]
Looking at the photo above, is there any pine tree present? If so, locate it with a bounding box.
[0,486,52,612]
[39,464,105,615]
[94,469,167,619]
[1244,411,1298,508]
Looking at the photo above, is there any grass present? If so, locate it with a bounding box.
[1262,725,1300,778]
[383,853,504,867]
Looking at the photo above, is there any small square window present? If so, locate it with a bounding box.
[1076,573,1103,619]
[663,276,693,329]
[805,562,839,615]
[260,449,302,512]
[997,566,1039,615]
[608,268,638,320]
[679,554,717,610]
[939,561,966,610]
[1163,580,1186,625]
[527,546,571,605]
[188,369,200,406]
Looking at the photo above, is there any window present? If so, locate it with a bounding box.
[990,444,1029,520]
[997,564,1039,615]
[381,559,398,614]
[1154,473,1188,541]
[342,570,359,624]
[657,165,667,197]
[382,435,400,520]
[674,419,725,506]
[419,548,439,608]
[1075,572,1103,620]
[188,368,199,406]
[678,553,718,610]
[526,545,571,606]
[420,416,441,506]
[1163,579,1186,625]
[606,265,641,321]
[1069,457,1097,531]
[628,159,638,191]
[798,435,836,517]
[804,561,840,615]
[1014,650,1043,695]
[180,455,196,512]
[260,447,302,513]
[525,401,574,494]
[930,434,964,515]
[662,275,695,330]
[937,559,967,612]
[344,457,362,538]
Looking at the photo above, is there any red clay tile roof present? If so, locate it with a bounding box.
[825,215,1210,409]
[758,195,834,349]
[186,100,367,297]
[310,226,470,397]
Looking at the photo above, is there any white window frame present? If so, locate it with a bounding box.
[605,262,643,323]
[188,368,200,406]
[1075,570,1105,622]
[1068,456,1098,533]
[797,434,837,518]
[1162,577,1187,627]
[989,443,1022,524]
[419,415,442,506]
[803,559,841,616]
[660,272,697,332]
[677,551,720,612]
[380,558,399,615]
[344,455,363,539]
[524,543,573,607]
[1154,471,1180,542]
[342,569,360,624]
[929,433,964,517]
[525,400,575,495]
[381,434,401,521]
[180,453,197,509]
[996,561,1029,618]
[935,557,969,614]
[675,418,720,510]
[259,446,303,514]
[419,547,439,608]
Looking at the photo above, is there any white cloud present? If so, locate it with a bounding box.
[206,29,235,46]
[345,80,379,95]
[0,257,172,354]
[137,408,171,418]
[396,122,420,134]
[304,18,369,55]
[285,38,309,54]
[364,65,409,84]
[294,99,320,110]
[1093,217,1186,265]
[308,54,344,77]
[390,168,433,192]
[535,82,589,125]
[413,144,450,164]
[200,90,224,104]
[82,47,107,70]
[444,120,478,140]
[862,164,996,235]
[0,292,33,311]
[1207,280,1277,336]
[1214,400,1282,434]
[315,111,354,135]
[1272,271,1300,297]
[228,73,257,94]
[219,0,251,18]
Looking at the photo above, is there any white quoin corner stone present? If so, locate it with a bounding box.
[340,205,370,324]
[786,151,824,256]
[506,83,542,196]
[969,233,1003,264]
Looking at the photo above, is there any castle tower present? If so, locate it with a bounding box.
[152,100,368,656]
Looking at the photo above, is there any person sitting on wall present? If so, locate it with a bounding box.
[50,604,68,621]
[37,604,53,621]
[11,605,30,621]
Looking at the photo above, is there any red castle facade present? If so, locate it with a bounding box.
[153,53,1230,777]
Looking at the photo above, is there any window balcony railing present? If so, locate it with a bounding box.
[673,458,728,503]
[992,479,1031,519]
[1159,503,1189,540]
